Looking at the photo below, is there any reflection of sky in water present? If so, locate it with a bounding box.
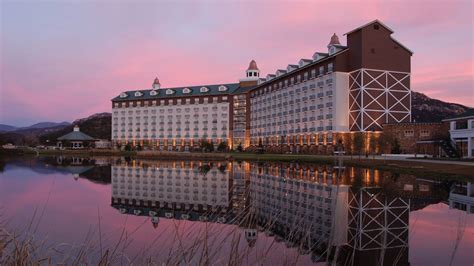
[0,158,473,265]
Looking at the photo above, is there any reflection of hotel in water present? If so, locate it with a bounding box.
[450,182,474,214]
[111,160,410,264]
[112,161,231,213]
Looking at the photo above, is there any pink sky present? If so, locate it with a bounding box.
[1,0,473,126]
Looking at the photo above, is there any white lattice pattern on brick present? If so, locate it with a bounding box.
[349,68,411,131]
[347,188,410,252]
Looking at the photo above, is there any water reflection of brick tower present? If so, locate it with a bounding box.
[345,187,410,266]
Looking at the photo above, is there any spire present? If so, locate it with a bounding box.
[247,60,259,71]
[152,77,161,89]
[328,33,340,45]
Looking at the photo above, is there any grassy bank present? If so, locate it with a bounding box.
[230,153,474,180]
[2,148,472,180]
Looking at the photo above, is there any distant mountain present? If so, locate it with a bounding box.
[39,113,112,144]
[26,121,70,129]
[0,91,471,147]
[0,113,110,146]
[0,124,17,132]
[0,121,70,133]
[411,91,470,122]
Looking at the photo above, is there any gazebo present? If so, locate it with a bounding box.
[57,126,95,149]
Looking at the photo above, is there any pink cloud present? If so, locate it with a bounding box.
[1,1,473,126]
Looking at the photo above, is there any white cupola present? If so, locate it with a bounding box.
[245,59,260,80]
[152,77,161,90]
[327,33,344,55]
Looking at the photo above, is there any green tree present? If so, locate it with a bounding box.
[353,132,365,160]
[257,138,264,154]
[236,143,243,152]
[377,133,392,163]
[217,141,228,152]
[370,135,377,159]
[391,138,401,154]
[199,139,214,152]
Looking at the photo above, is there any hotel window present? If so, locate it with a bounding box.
[311,69,316,78]
[420,130,430,137]
[304,72,308,81]
[319,66,324,75]
[200,87,209,93]
[328,63,333,73]
[404,130,414,137]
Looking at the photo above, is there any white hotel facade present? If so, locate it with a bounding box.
[112,20,412,153]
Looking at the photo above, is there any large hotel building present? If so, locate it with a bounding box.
[112,20,412,153]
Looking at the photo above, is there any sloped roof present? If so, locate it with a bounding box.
[443,109,474,121]
[247,60,259,71]
[112,83,241,102]
[58,131,95,141]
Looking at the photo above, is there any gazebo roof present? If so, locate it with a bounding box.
[58,127,94,141]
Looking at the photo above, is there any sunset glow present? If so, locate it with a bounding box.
[1,0,473,126]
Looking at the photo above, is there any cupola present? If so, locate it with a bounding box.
[327,33,344,55]
[246,60,260,79]
[152,77,161,90]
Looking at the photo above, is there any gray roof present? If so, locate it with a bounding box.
[443,109,474,121]
[112,83,245,102]
[58,131,95,141]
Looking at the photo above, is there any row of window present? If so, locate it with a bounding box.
[254,65,334,97]
[404,129,430,137]
[114,97,229,107]
[120,86,230,99]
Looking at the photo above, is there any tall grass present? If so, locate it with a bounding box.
[0,174,413,265]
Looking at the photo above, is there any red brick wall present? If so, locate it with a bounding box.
[382,122,449,154]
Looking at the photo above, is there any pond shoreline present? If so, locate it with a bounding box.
[2,148,473,180]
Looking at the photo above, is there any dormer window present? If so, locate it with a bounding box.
[166,89,175,95]
[120,92,128,98]
[134,91,143,97]
[183,88,191,94]
[150,90,158,96]
[200,87,209,93]
[218,85,228,92]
